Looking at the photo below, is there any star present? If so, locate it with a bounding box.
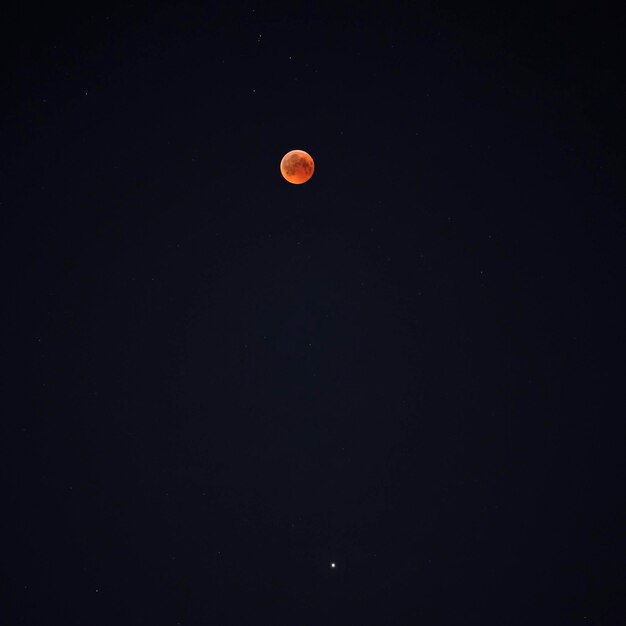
[330,562,336,568]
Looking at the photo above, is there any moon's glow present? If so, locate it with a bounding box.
[280,149,315,184]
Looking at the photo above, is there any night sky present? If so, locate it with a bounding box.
[3,3,625,625]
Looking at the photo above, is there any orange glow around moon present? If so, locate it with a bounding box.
[280,149,315,184]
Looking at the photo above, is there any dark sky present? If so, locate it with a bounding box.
[2,3,625,625]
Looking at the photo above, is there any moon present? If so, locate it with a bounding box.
[280,149,315,184]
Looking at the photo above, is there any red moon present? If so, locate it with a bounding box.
[280,149,315,184]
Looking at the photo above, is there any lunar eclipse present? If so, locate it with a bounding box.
[280,149,315,184]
